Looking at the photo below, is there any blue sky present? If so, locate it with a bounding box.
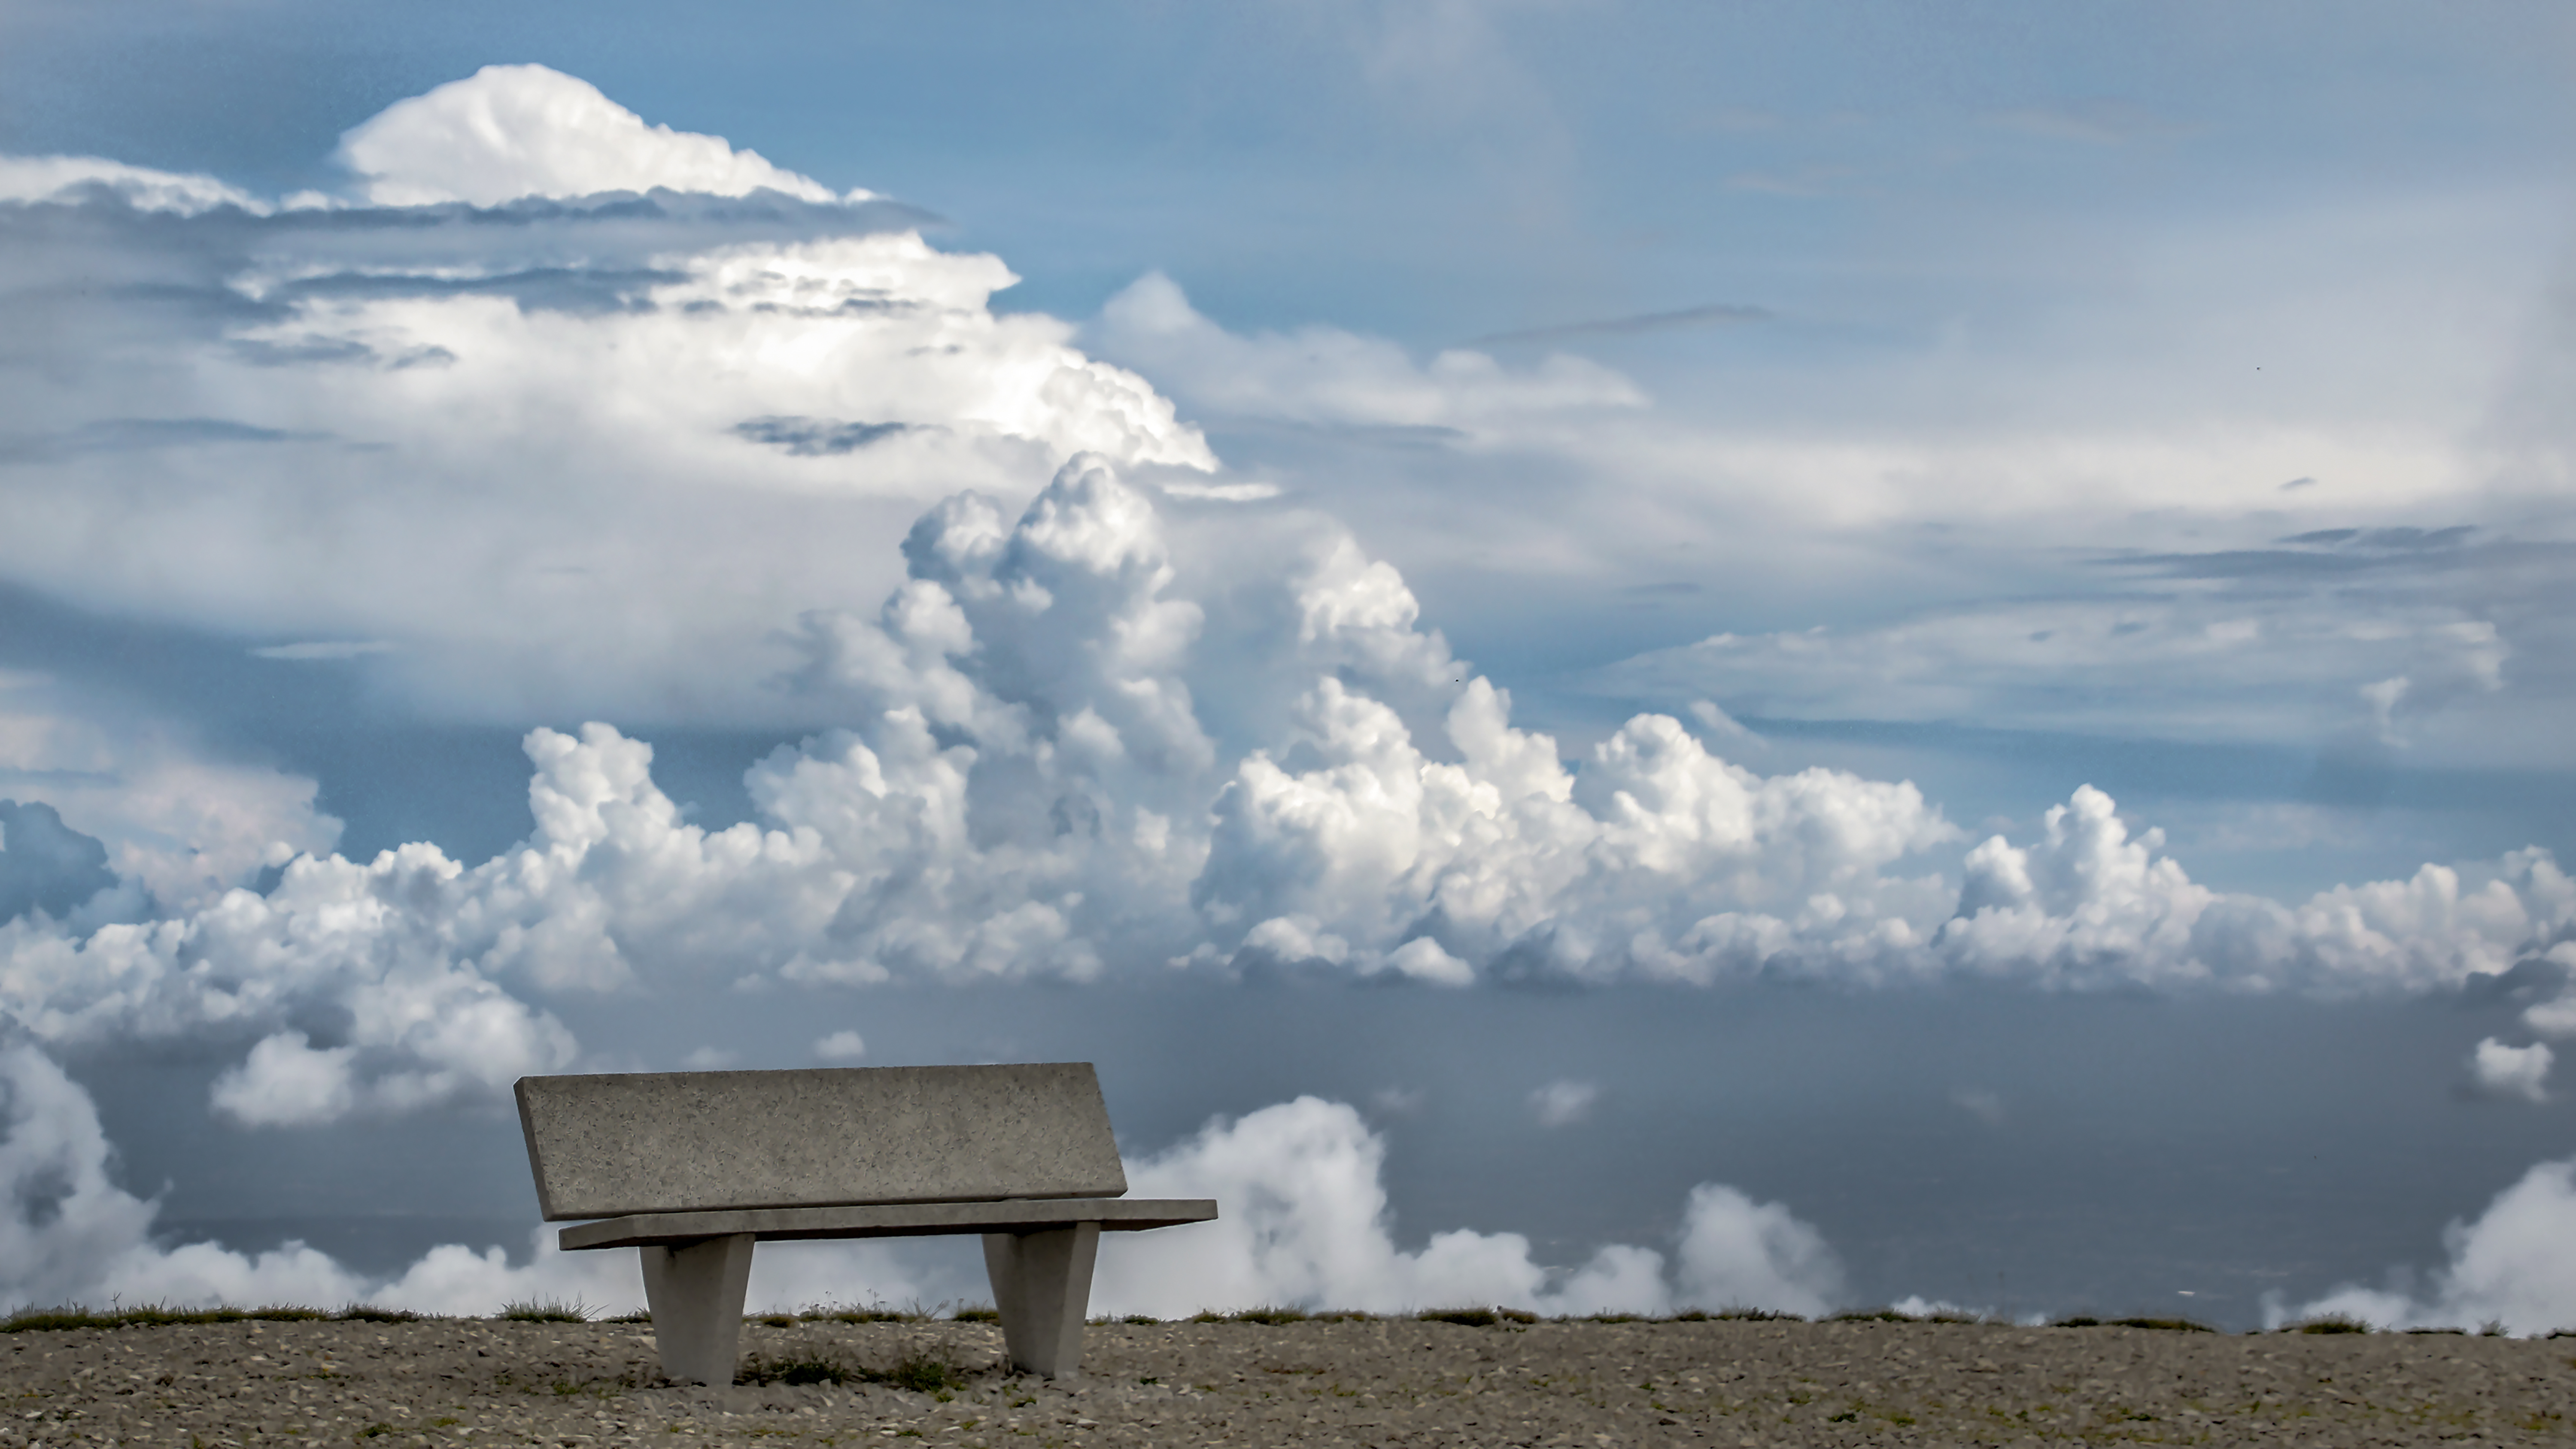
[1,2,2573,1330]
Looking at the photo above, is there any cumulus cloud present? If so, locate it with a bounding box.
[2273,1156,2576,1335]
[813,1030,868,1062]
[336,65,854,208]
[2467,1037,2552,1103]
[1671,1184,1845,1319]
[1091,1097,1838,1319]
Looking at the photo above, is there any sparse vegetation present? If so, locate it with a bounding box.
[1415,1307,1499,1327]
[798,1300,923,1323]
[1830,1307,1922,1324]
[0,1302,354,1333]
[950,1305,1000,1323]
[334,1304,425,1323]
[741,1348,966,1394]
[499,1297,595,1323]
[1193,1306,1311,1325]
[2285,1313,2373,1334]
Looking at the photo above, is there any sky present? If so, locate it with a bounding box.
[1,0,2574,1332]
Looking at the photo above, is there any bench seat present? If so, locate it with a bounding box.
[515,1064,1215,1387]
[559,1196,1218,1250]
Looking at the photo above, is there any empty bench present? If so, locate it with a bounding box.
[514,1063,1217,1385]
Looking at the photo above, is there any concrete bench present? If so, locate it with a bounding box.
[514,1063,1216,1385]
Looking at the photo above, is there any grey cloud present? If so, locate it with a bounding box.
[1465,303,1772,349]
[731,417,917,456]
[0,800,116,923]
[0,418,327,465]
[2096,530,2558,582]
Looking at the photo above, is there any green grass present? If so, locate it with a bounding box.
[2285,1313,2373,1334]
[949,1305,1000,1323]
[498,1298,594,1323]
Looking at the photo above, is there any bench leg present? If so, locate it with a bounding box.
[639,1234,757,1386]
[981,1222,1100,1379]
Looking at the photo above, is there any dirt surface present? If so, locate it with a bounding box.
[2,1316,2572,1447]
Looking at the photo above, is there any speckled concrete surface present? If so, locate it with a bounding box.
[3,1316,2572,1447]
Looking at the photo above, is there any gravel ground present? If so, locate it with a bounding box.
[2,1316,2571,1448]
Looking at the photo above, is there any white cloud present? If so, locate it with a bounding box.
[813,1030,868,1062]
[336,64,852,207]
[210,1031,358,1127]
[2274,1156,2576,1335]
[1671,1184,1845,1319]
[1090,272,1645,434]
[1527,1078,1599,1128]
[0,155,265,215]
[1092,1095,1834,1319]
[2467,1037,2552,1103]
[3,104,1216,729]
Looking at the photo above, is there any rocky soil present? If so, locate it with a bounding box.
[2,1316,2571,1447]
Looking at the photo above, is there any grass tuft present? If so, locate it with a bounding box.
[2286,1313,2373,1334]
[334,1304,426,1323]
[949,1305,1001,1323]
[2107,1317,2214,1333]
[882,1350,967,1394]
[743,1356,858,1387]
[1829,1307,1921,1324]
[499,1297,594,1323]
[1415,1307,1499,1328]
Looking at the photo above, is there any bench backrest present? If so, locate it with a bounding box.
[515,1063,1129,1221]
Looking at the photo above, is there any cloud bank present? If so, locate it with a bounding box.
[5,456,2573,1128]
